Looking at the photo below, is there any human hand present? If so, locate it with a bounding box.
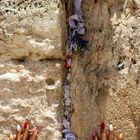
[9,121,37,140]
[92,123,123,140]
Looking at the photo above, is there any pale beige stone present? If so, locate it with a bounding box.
[0,0,140,140]
[0,0,66,140]
[70,1,140,140]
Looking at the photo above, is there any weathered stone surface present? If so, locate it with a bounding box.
[0,60,63,140]
[70,0,140,140]
[0,0,66,139]
[0,0,140,140]
[0,0,65,60]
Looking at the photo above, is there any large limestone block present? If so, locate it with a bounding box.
[0,0,65,60]
[0,0,66,139]
[0,60,63,140]
[70,1,140,140]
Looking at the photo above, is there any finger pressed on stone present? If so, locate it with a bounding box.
[92,130,99,140]
[30,130,38,140]
[16,125,22,140]
[118,133,124,140]
[100,123,107,140]
[23,124,29,140]
[9,133,15,140]
[108,124,114,140]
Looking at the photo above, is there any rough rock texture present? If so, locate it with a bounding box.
[0,0,140,140]
[70,0,140,140]
[0,0,66,139]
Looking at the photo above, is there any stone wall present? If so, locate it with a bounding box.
[0,0,140,140]
[0,0,66,139]
[70,0,140,140]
